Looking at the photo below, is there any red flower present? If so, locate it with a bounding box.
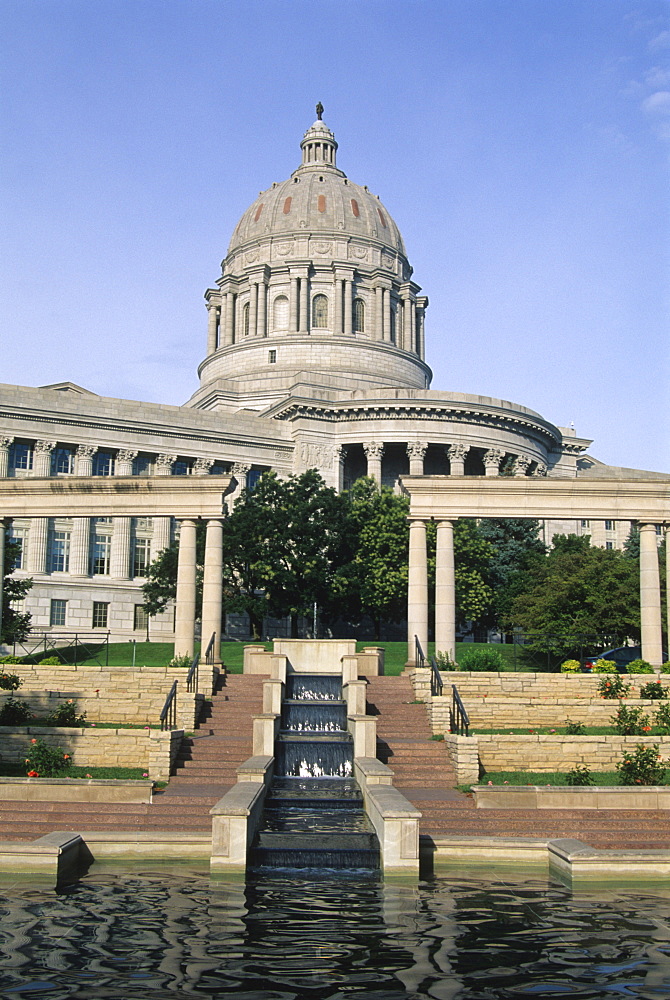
[27,770,39,777]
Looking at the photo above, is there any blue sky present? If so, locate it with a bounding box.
[1,0,668,472]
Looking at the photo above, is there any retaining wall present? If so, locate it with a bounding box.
[477,733,670,774]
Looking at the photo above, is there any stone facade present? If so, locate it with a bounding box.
[1,113,667,644]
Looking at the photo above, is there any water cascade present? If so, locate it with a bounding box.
[250,673,380,870]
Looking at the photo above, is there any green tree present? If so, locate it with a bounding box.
[142,526,205,620]
[505,534,640,659]
[2,534,32,643]
[477,518,546,633]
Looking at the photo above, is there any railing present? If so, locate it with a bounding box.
[429,656,443,697]
[414,635,426,669]
[449,684,470,736]
[160,680,178,731]
[12,632,110,666]
[185,653,200,694]
[204,632,216,667]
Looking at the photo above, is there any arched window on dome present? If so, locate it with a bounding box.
[312,294,328,329]
[273,295,289,332]
[242,302,250,337]
[353,298,365,334]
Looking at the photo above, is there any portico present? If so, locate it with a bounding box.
[402,476,670,667]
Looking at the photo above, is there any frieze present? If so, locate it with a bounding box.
[275,242,294,256]
[350,245,368,261]
[312,241,332,256]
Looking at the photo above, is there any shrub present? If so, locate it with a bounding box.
[610,704,651,736]
[565,764,594,786]
[24,738,73,778]
[46,700,86,727]
[38,656,61,666]
[597,674,630,699]
[168,654,193,668]
[0,655,22,664]
[0,672,22,691]
[653,704,670,734]
[457,647,506,672]
[639,681,668,701]
[594,659,616,673]
[434,650,457,671]
[560,659,581,673]
[661,662,670,675]
[627,659,654,674]
[0,697,33,725]
[616,743,666,786]
[565,719,586,735]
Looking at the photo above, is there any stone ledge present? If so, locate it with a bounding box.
[0,832,83,876]
[0,778,152,803]
[472,784,670,810]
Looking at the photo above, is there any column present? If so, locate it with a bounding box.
[69,517,91,576]
[0,437,12,478]
[299,274,309,334]
[249,282,258,338]
[447,443,468,476]
[410,299,417,353]
[75,445,96,476]
[0,519,5,639]
[666,526,670,661]
[406,441,428,476]
[333,445,345,492]
[110,515,131,579]
[514,455,532,476]
[116,449,137,476]
[383,288,392,342]
[228,463,250,510]
[33,440,56,476]
[435,520,456,662]
[375,285,383,340]
[403,297,412,352]
[257,280,267,337]
[193,458,213,475]
[407,519,428,664]
[333,277,343,335]
[344,278,353,336]
[225,292,235,345]
[207,303,218,355]
[153,454,176,556]
[174,519,197,659]
[640,523,663,666]
[363,442,384,484]
[201,518,224,665]
[533,462,548,477]
[483,448,504,476]
[289,276,299,333]
[27,517,48,575]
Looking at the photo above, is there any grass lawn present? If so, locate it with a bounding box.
[472,769,670,786]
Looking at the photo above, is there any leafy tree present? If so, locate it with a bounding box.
[426,518,494,628]
[1,534,32,643]
[504,534,640,658]
[477,519,546,633]
[142,526,205,619]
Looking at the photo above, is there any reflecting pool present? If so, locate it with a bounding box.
[1,867,670,998]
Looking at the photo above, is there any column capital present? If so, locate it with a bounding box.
[0,436,13,450]
[230,462,251,477]
[34,440,56,454]
[514,455,532,476]
[363,442,384,460]
[76,444,97,459]
[446,443,468,462]
[532,462,548,477]
[155,454,177,474]
[406,441,428,460]
[193,457,214,475]
[117,449,138,464]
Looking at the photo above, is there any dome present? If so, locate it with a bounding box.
[227,117,406,258]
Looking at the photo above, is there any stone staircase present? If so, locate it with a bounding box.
[0,673,264,842]
[365,674,670,850]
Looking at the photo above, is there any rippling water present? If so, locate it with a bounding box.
[0,868,669,998]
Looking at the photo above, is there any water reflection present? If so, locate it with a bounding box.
[0,869,669,998]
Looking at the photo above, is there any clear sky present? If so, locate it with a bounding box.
[1,0,668,472]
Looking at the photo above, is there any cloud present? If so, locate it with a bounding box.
[645,66,670,88]
[649,29,670,51]
[642,90,670,115]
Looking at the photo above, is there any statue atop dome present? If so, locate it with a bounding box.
[316,101,324,121]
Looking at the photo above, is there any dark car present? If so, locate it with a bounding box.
[583,645,664,672]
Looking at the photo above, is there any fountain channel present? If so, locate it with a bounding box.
[249,672,380,871]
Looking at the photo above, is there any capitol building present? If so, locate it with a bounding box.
[2,112,666,642]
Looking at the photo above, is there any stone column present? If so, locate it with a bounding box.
[207,303,218,355]
[116,449,137,476]
[383,288,392,342]
[228,463,250,510]
[193,458,213,476]
[110,516,131,579]
[363,442,384,484]
[201,518,224,664]
[533,462,548,477]
[447,443,468,476]
[27,517,48,575]
[248,282,258,338]
[375,285,383,341]
[69,517,91,576]
[333,445,345,492]
[225,292,235,345]
[483,448,504,477]
[640,523,663,666]
[0,437,12,478]
[514,455,532,476]
[174,519,198,659]
[666,526,670,660]
[75,445,96,476]
[257,280,267,337]
[33,440,56,477]
[153,454,176,556]
[289,276,299,333]
[334,277,343,334]
[407,519,428,664]
[435,519,456,662]
[299,275,309,334]
[406,441,428,476]
[344,278,353,336]
[0,519,5,639]
[403,297,412,352]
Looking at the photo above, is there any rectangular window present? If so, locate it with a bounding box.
[134,604,148,630]
[133,454,153,476]
[10,442,32,471]
[92,601,109,628]
[656,525,662,536]
[605,541,614,550]
[8,527,27,569]
[173,459,192,476]
[49,530,70,572]
[133,537,151,578]
[52,447,74,474]
[580,520,589,529]
[268,349,277,364]
[605,520,614,531]
[246,468,264,491]
[50,599,67,626]
[93,451,115,476]
[91,534,111,575]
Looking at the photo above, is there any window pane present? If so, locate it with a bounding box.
[91,535,111,575]
[10,442,32,471]
[312,295,328,329]
[92,602,108,628]
[133,537,151,578]
[134,604,148,630]
[50,599,67,627]
[354,299,365,333]
[93,452,115,476]
[49,530,70,572]
[52,447,74,474]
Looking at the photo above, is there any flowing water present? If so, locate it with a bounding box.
[0,868,669,998]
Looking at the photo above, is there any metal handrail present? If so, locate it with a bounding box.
[204,632,216,666]
[185,653,200,693]
[449,684,470,736]
[414,635,426,669]
[429,656,443,697]
[160,679,178,731]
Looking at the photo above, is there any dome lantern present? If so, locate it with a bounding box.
[299,105,338,171]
